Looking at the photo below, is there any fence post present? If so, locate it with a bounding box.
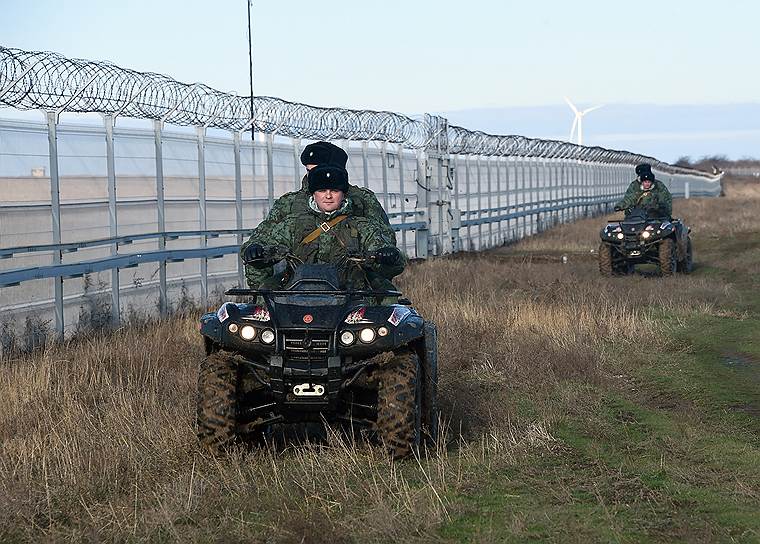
[396,143,407,252]
[414,149,429,259]
[153,120,168,317]
[104,114,120,327]
[293,137,302,190]
[573,160,580,220]
[570,160,577,220]
[528,156,536,234]
[476,155,483,249]
[563,159,570,223]
[46,111,64,341]
[506,157,513,240]
[504,156,510,243]
[486,155,493,247]
[457,155,472,251]
[520,158,527,237]
[494,156,502,244]
[586,161,591,215]
[553,158,559,225]
[620,164,626,197]
[266,133,275,210]
[381,141,390,211]
[437,152,446,255]
[536,158,544,232]
[362,141,370,189]
[233,131,244,288]
[197,126,208,308]
[452,154,462,251]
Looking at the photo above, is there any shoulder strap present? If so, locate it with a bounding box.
[300,215,349,246]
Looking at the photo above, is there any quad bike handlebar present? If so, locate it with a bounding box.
[244,245,388,268]
[234,246,402,299]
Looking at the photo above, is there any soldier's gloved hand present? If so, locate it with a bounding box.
[375,247,402,266]
[242,243,266,264]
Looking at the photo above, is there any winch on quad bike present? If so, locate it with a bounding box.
[598,206,693,276]
[196,246,438,458]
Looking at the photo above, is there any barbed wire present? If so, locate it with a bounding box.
[0,46,716,178]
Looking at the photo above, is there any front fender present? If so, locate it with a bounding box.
[200,312,223,355]
[392,314,425,345]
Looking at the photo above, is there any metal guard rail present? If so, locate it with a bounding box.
[0,221,427,288]
[0,211,425,258]
[0,198,600,289]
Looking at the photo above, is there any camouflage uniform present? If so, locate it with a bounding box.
[246,196,402,291]
[241,174,396,288]
[615,178,673,218]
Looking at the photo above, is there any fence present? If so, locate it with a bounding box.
[725,166,760,177]
[0,46,723,342]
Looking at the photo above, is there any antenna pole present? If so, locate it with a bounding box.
[247,0,255,141]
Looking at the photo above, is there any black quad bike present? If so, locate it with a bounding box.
[598,206,693,276]
[196,247,438,458]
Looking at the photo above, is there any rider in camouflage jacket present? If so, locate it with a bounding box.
[242,164,404,291]
[241,141,396,288]
[614,163,673,218]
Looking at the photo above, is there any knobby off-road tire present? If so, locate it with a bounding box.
[598,243,614,277]
[658,238,677,276]
[196,351,239,453]
[376,349,421,459]
[678,238,693,274]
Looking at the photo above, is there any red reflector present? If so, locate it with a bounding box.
[303,314,313,324]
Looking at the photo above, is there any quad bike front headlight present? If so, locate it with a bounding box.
[359,328,376,343]
[260,329,275,344]
[641,231,651,239]
[339,330,356,345]
[240,325,256,341]
[617,233,624,240]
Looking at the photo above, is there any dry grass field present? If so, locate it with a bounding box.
[1,178,759,542]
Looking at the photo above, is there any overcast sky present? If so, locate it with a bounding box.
[2,0,758,113]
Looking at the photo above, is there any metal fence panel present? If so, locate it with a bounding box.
[0,45,723,344]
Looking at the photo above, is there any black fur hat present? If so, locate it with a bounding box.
[300,141,348,168]
[635,163,654,180]
[307,165,349,194]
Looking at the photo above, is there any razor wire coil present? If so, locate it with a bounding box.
[0,46,716,178]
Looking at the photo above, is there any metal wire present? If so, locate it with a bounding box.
[0,46,715,178]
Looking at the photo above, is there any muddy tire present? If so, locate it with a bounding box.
[420,322,439,443]
[678,237,693,274]
[658,238,676,276]
[376,349,421,458]
[196,351,239,452]
[598,243,614,277]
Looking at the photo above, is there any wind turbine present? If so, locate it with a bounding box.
[564,97,604,146]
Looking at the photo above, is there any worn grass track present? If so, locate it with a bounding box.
[1,178,759,543]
